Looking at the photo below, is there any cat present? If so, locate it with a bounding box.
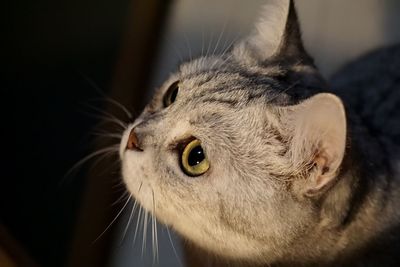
[119,0,400,266]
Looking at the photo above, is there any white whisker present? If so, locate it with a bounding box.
[165,37,184,63]
[201,24,205,57]
[131,183,143,244]
[211,52,234,71]
[77,107,127,130]
[121,199,138,244]
[79,73,133,119]
[98,97,133,120]
[111,190,129,207]
[92,133,122,139]
[268,80,301,103]
[167,227,183,267]
[133,206,143,245]
[183,33,192,61]
[151,189,159,264]
[90,150,119,173]
[92,196,131,244]
[79,72,108,98]
[142,209,149,257]
[151,211,155,263]
[210,32,243,70]
[84,104,127,129]
[220,31,242,59]
[63,145,119,180]
[91,131,122,140]
[206,30,214,58]
[212,19,228,57]
[96,116,127,129]
[112,177,128,191]
[154,216,159,265]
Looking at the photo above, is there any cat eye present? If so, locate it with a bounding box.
[163,81,179,107]
[181,139,210,177]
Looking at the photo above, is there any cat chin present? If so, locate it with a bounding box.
[121,151,154,213]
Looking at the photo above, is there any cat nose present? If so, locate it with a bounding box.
[126,128,143,151]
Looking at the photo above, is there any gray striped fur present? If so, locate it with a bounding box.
[120,1,400,266]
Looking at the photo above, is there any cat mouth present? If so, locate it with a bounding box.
[119,125,134,159]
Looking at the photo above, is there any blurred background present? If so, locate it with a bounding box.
[2,0,400,266]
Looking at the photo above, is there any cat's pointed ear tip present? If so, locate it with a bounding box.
[232,0,295,63]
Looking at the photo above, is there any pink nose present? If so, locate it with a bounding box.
[126,128,143,151]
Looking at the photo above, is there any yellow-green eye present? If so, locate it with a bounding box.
[163,81,179,107]
[181,139,210,177]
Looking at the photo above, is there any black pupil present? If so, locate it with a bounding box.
[169,87,178,103]
[188,145,205,166]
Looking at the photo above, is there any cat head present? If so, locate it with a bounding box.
[120,0,347,263]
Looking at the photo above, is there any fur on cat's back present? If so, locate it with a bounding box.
[319,44,400,267]
[332,44,400,155]
[320,45,400,267]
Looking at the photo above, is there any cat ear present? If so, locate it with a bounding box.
[282,93,347,197]
[233,0,308,63]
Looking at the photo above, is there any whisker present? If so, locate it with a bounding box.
[206,29,214,58]
[183,33,192,61]
[112,179,126,189]
[155,220,159,265]
[201,24,205,57]
[133,206,143,245]
[152,209,155,264]
[142,208,149,257]
[91,97,133,120]
[83,103,127,129]
[111,190,129,207]
[212,19,228,57]
[151,189,159,264]
[92,196,131,244]
[210,32,243,70]
[165,37,184,64]
[77,107,127,130]
[90,131,122,140]
[79,72,108,96]
[63,145,119,180]
[268,80,301,103]
[79,72,133,117]
[212,52,234,71]
[167,227,183,267]
[133,182,143,244]
[209,38,239,70]
[121,199,138,245]
[154,200,159,264]
[97,118,126,130]
[220,30,243,59]
[90,149,119,172]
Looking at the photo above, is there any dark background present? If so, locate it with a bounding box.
[2,0,132,266]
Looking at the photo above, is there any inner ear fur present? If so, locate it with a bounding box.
[281,93,347,197]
